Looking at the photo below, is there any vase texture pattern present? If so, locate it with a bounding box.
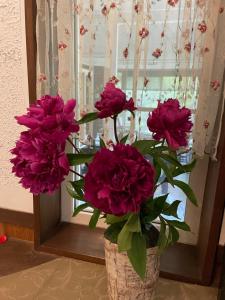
[104,238,160,300]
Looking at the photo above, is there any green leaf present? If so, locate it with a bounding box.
[78,112,98,124]
[151,146,169,154]
[172,159,196,177]
[89,209,101,229]
[100,138,106,148]
[173,179,198,206]
[153,158,161,184]
[70,179,84,197]
[73,203,90,217]
[169,225,179,244]
[154,194,169,210]
[67,153,93,166]
[66,186,84,200]
[106,214,129,225]
[127,233,147,280]
[132,140,161,154]
[120,134,129,144]
[104,222,125,244]
[159,153,183,169]
[166,220,190,231]
[156,157,174,186]
[70,179,84,188]
[162,200,181,218]
[144,194,169,223]
[157,217,167,252]
[126,214,141,232]
[117,224,133,252]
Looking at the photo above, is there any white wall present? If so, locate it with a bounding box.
[0,0,33,213]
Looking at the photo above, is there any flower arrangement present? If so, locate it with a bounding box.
[11,83,197,279]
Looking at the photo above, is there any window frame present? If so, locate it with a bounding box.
[26,0,225,286]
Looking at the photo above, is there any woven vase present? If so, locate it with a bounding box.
[104,238,160,300]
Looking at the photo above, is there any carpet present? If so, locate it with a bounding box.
[0,257,218,300]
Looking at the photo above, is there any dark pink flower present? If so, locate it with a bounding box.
[84,144,155,216]
[139,27,149,39]
[168,0,179,6]
[80,25,88,35]
[184,42,191,53]
[15,95,79,144]
[10,131,69,195]
[147,99,193,150]
[58,41,67,50]
[198,21,207,33]
[123,47,129,59]
[95,83,136,118]
[152,48,162,58]
[210,80,220,91]
[204,120,209,129]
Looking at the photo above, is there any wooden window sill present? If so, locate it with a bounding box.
[37,222,202,284]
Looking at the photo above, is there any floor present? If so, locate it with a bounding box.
[0,238,219,300]
[0,238,56,277]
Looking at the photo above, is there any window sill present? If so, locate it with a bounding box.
[37,222,202,284]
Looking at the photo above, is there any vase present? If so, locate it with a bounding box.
[104,238,160,300]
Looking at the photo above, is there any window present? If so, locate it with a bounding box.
[58,1,209,246]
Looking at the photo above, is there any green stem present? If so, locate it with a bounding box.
[69,169,84,179]
[113,115,119,144]
[67,137,80,153]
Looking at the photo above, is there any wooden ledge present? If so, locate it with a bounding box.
[37,222,202,284]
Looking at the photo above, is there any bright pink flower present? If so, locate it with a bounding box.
[95,83,136,118]
[0,235,7,244]
[147,99,193,150]
[10,131,69,195]
[84,144,155,216]
[15,95,79,144]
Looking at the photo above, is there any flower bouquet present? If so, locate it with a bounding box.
[11,83,197,300]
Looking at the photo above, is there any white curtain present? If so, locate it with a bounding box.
[36,0,225,158]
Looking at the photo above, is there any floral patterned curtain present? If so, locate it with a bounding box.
[36,0,225,158]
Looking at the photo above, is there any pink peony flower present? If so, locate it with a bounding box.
[147,99,193,150]
[15,95,79,144]
[10,131,69,195]
[95,83,136,118]
[84,144,155,216]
